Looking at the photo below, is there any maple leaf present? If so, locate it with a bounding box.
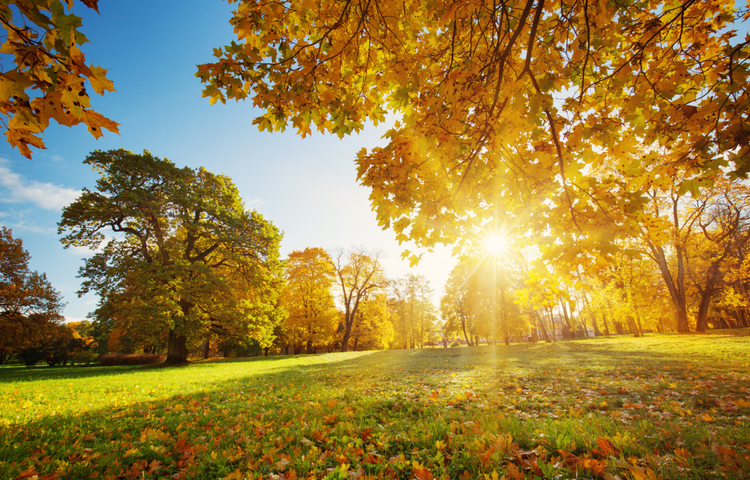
[629,465,658,480]
[81,0,99,13]
[81,109,120,138]
[88,65,115,95]
[594,437,620,457]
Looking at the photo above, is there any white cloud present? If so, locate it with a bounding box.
[1,218,56,234]
[0,157,80,210]
[245,198,264,209]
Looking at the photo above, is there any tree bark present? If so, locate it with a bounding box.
[460,315,473,346]
[203,335,210,359]
[165,329,188,364]
[695,288,714,332]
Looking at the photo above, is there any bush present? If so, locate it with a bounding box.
[99,353,164,366]
[17,347,46,367]
[450,341,461,348]
[71,349,99,365]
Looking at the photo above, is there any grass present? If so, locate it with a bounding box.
[1,332,749,479]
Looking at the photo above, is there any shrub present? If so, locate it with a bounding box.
[99,353,164,366]
[17,347,46,367]
[450,341,461,348]
[71,349,99,365]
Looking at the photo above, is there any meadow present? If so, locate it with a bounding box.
[1,333,749,479]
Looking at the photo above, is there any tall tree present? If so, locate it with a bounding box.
[1,0,118,158]
[441,256,492,346]
[350,293,394,350]
[0,227,65,363]
[280,247,338,354]
[389,274,437,349]
[330,248,385,352]
[199,0,748,268]
[59,149,284,364]
[686,178,750,332]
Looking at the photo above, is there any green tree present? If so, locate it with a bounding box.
[0,0,118,158]
[0,227,65,363]
[59,149,284,364]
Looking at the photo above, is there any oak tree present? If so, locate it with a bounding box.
[59,149,284,364]
[1,0,118,158]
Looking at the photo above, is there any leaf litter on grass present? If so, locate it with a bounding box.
[1,333,749,479]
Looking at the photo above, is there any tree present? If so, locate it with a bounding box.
[685,178,750,332]
[441,256,491,346]
[199,0,749,269]
[280,247,338,354]
[350,293,394,350]
[59,149,284,364]
[389,274,437,349]
[0,0,118,158]
[0,227,65,363]
[330,248,385,352]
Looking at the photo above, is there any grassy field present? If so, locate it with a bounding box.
[1,333,749,479]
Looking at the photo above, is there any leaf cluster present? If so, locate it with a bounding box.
[0,0,118,158]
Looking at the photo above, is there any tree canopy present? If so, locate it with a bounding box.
[198,0,749,270]
[0,226,65,363]
[58,149,284,364]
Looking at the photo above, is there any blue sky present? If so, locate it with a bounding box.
[0,0,455,321]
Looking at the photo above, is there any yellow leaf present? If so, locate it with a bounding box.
[88,65,115,95]
[81,109,120,138]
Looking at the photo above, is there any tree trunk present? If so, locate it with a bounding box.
[651,244,690,333]
[460,316,473,346]
[695,289,714,332]
[165,329,188,364]
[341,328,351,352]
[536,312,551,342]
[203,335,210,359]
[626,316,640,337]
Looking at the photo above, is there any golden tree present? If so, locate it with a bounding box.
[199,0,749,270]
[280,247,338,354]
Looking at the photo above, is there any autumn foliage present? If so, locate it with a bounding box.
[0,0,118,158]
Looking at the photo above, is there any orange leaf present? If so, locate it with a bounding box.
[11,468,38,480]
[81,109,120,138]
[595,437,620,457]
[505,462,524,480]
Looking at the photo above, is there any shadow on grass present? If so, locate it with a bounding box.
[0,363,175,384]
[3,328,749,385]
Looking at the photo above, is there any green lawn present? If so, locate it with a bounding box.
[2,332,749,479]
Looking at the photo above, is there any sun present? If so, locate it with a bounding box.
[482,233,509,256]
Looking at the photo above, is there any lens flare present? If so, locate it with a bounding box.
[483,233,508,256]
